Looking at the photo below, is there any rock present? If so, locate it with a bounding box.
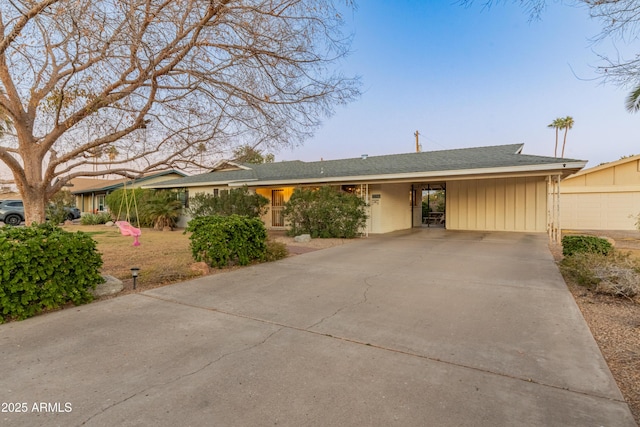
[91,274,124,297]
[294,234,312,243]
[163,226,173,232]
[105,221,114,227]
[190,262,210,276]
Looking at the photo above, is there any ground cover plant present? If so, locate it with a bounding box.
[561,235,613,257]
[560,235,639,299]
[0,223,103,322]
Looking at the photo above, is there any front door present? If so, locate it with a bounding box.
[271,189,285,227]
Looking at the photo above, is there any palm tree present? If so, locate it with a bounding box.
[197,143,206,172]
[547,118,564,157]
[107,145,119,162]
[106,145,119,170]
[87,146,103,172]
[625,85,640,112]
[560,116,574,158]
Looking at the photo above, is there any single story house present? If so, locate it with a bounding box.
[561,154,640,230]
[148,144,586,240]
[70,170,187,214]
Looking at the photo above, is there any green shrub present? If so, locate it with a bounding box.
[46,190,77,225]
[560,250,640,298]
[0,223,103,322]
[185,215,267,268]
[105,188,154,227]
[283,186,367,238]
[80,212,113,225]
[561,235,613,257]
[188,187,269,219]
[264,239,289,262]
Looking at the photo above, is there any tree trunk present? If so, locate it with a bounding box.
[15,147,48,225]
[554,128,559,157]
[20,187,48,225]
[561,128,568,158]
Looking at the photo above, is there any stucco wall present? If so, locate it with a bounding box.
[368,183,412,234]
[446,177,548,232]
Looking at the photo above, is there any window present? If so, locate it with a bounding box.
[177,189,189,208]
[213,188,219,197]
[97,195,105,211]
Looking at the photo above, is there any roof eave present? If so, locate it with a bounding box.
[168,161,587,188]
[144,178,258,189]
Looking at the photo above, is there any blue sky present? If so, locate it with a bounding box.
[277,1,640,167]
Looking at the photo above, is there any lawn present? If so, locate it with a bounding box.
[60,224,349,295]
[62,224,201,293]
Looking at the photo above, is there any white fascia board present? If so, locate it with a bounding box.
[142,179,258,189]
[226,162,587,187]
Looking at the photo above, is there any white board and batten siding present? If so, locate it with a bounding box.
[446,177,548,232]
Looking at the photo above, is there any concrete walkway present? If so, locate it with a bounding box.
[0,229,635,426]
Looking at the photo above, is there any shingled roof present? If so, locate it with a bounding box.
[149,144,586,189]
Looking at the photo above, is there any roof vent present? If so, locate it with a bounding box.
[361,154,368,160]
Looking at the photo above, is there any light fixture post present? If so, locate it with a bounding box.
[131,267,140,289]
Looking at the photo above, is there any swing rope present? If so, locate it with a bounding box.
[115,179,141,227]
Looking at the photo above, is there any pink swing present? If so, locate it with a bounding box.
[115,181,142,246]
[115,221,141,246]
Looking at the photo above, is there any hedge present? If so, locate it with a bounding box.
[0,223,103,322]
[186,215,267,268]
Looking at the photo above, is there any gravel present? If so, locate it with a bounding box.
[552,230,640,425]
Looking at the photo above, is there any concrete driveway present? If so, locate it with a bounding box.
[0,229,635,426]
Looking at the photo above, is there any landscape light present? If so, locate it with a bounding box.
[130,267,140,290]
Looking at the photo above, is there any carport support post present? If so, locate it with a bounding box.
[547,174,561,243]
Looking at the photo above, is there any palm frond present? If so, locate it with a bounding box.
[625,85,640,112]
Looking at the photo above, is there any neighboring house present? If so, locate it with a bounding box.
[561,154,640,230]
[70,170,187,214]
[0,191,21,200]
[148,144,585,239]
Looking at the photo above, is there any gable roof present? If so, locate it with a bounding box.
[148,144,586,189]
[563,153,640,179]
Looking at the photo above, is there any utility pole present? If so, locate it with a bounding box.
[415,130,420,152]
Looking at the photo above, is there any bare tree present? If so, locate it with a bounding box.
[0,0,360,224]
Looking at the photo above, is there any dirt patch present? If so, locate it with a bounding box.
[551,231,640,424]
[269,230,357,254]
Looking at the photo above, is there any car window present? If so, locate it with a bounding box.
[8,202,23,207]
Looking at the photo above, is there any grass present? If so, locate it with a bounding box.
[62,224,200,292]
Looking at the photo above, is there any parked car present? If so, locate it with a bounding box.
[64,206,81,220]
[0,199,24,226]
[0,200,81,225]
